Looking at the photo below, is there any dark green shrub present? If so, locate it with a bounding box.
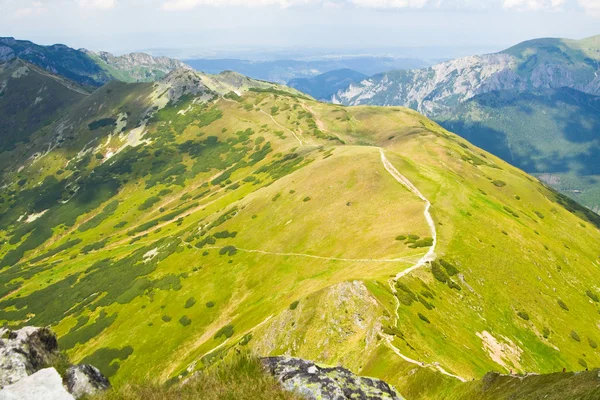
[409,237,434,248]
[503,206,519,218]
[206,301,215,308]
[586,290,599,302]
[184,297,196,308]
[88,118,116,131]
[558,299,569,311]
[138,196,160,211]
[382,326,403,338]
[303,197,311,202]
[239,333,253,346]
[492,180,506,187]
[179,315,192,326]
[219,246,237,256]
[431,261,448,283]
[418,295,435,310]
[578,358,587,368]
[447,280,462,291]
[517,311,529,321]
[407,234,420,241]
[289,301,299,310]
[534,211,545,219]
[271,193,281,202]
[588,338,598,348]
[395,235,407,241]
[439,259,459,276]
[571,330,581,342]
[418,313,430,323]
[162,315,172,322]
[543,327,550,339]
[214,324,234,339]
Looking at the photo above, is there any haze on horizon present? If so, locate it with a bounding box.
[0,0,599,59]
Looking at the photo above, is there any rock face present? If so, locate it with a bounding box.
[0,327,109,399]
[0,368,74,400]
[0,327,59,387]
[333,35,600,115]
[65,364,111,399]
[262,356,404,400]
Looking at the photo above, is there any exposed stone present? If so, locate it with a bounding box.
[262,356,404,400]
[65,364,111,399]
[0,327,59,388]
[0,368,74,400]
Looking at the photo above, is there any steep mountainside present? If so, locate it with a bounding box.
[332,35,600,211]
[288,69,367,101]
[0,37,188,87]
[333,35,600,113]
[437,88,600,213]
[83,50,190,83]
[1,69,600,400]
[0,59,88,153]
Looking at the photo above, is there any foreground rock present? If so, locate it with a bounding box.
[262,356,404,400]
[65,364,110,398]
[0,368,74,400]
[0,327,109,399]
[0,327,59,387]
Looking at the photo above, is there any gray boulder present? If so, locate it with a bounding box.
[0,368,74,400]
[262,356,404,400]
[0,327,59,388]
[65,364,110,399]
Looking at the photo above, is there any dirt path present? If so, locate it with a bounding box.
[203,246,422,264]
[259,109,304,147]
[378,149,437,279]
[377,148,467,382]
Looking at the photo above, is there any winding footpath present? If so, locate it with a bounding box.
[378,148,467,382]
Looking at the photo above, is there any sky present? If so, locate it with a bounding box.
[0,0,598,58]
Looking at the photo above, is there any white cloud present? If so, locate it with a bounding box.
[163,0,431,9]
[350,0,429,8]
[14,1,47,17]
[578,0,600,15]
[163,0,319,9]
[503,0,565,10]
[78,0,116,8]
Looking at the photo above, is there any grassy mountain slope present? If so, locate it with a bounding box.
[0,59,89,153]
[437,88,600,212]
[288,69,367,100]
[0,71,600,400]
[331,35,600,212]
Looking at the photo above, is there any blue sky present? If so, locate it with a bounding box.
[0,0,598,57]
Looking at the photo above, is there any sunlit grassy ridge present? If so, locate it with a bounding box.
[0,69,599,399]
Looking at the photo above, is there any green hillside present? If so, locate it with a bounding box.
[1,69,600,400]
[0,59,89,153]
[437,88,600,212]
[332,35,600,213]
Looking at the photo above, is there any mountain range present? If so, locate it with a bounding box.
[0,37,189,87]
[332,35,600,212]
[1,38,600,400]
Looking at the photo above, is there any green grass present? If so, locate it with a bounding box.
[1,75,600,398]
[91,354,302,400]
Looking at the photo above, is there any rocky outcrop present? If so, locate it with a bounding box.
[0,327,59,387]
[0,368,74,400]
[262,356,404,400]
[65,364,110,399]
[0,327,109,399]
